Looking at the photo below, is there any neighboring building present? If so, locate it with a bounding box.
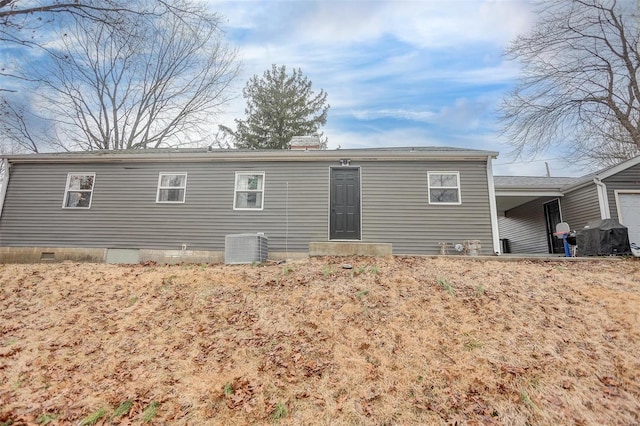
[0,147,500,263]
[496,156,640,254]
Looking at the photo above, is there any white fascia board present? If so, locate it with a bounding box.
[4,149,499,164]
[495,190,564,197]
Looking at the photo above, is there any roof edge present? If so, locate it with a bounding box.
[561,155,640,192]
[495,190,565,197]
[3,147,499,163]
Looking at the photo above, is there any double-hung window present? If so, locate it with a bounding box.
[234,172,265,210]
[63,173,96,209]
[156,173,187,203]
[428,171,461,205]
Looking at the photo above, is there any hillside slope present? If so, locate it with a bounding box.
[1,257,639,425]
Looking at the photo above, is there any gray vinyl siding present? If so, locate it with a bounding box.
[498,197,556,254]
[360,160,494,255]
[0,158,494,256]
[561,184,601,229]
[603,163,640,221]
[0,161,328,253]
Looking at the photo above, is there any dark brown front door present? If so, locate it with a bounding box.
[330,168,360,240]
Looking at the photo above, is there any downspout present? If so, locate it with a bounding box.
[0,159,10,221]
[486,156,501,254]
[594,177,611,219]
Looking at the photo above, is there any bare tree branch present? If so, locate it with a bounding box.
[0,96,50,153]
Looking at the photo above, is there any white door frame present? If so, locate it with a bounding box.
[327,166,362,241]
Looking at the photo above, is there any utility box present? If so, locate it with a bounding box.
[225,233,268,264]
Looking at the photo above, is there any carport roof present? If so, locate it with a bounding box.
[494,176,578,191]
[494,176,579,212]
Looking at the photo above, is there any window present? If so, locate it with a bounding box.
[234,172,265,210]
[156,173,187,203]
[63,173,96,209]
[428,171,461,205]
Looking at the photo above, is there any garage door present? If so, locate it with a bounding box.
[617,192,640,245]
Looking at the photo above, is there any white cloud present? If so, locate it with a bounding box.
[325,126,446,150]
[218,0,534,49]
[382,1,532,49]
[211,0,533,69]
[493,159,586,177]
[451,62,523,85]
[349,108,437,123]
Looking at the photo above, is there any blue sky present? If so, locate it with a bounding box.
[0,0,590,176]
[208,0,588,176]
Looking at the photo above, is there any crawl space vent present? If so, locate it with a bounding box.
[225,233,268,264]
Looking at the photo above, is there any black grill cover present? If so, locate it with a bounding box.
[576,219,631,256]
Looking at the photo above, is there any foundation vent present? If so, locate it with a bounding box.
[40,252,55,261]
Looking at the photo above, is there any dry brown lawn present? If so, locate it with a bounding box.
[1,256,639,425]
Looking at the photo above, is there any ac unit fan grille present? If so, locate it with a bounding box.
[225,233,268,264]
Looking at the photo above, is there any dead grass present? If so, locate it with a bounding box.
[1,256,639,425]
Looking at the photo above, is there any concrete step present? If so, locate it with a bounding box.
[309,242,392,257]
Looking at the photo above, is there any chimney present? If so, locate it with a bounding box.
[289,135,322,150]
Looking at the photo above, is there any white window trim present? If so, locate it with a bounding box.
[233,171,265,211]
[156,172,188,204]
[427,171,461,205]
[62,172,96,209]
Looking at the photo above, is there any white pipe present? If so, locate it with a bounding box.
[594,177,611,219]
[486,156,501,254]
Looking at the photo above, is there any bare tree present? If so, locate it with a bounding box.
[10,1,239,151]
[500,0,640,168]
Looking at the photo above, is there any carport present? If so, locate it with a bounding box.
[494,176,577,255]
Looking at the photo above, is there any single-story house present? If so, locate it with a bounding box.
[0,147,502,263]
[495,155,640,254]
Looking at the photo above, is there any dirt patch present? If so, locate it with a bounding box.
[1,257,639,424]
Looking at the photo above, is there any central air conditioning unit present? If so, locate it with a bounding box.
[225,233,268,264]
